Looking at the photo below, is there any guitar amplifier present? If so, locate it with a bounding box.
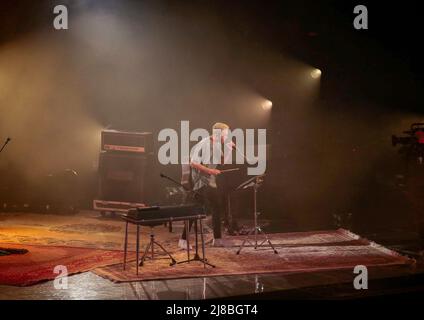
[98,152,149,203]
[101,130,153,154]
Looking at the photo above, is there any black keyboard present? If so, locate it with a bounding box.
[126,204,205,220]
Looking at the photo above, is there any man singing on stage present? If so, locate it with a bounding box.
[179,122,233,248]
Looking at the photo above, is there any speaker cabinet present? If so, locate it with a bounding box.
[98,152,149,203]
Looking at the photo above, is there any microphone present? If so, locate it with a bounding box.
[0,137,11,153]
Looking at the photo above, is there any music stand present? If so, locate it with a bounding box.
[236,174,278,255]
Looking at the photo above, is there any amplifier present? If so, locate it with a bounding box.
[101,130,153,154]
[98,152,149,203]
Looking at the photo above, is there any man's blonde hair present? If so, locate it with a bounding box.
[212,122,230,131]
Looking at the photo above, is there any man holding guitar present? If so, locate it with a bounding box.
[180,122,237,247]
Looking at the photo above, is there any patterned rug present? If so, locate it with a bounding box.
[0,211,209,250]
[0,243,128,286]
[94,229,415,283]
[0,212,416,285]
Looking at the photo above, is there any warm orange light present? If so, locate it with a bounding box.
[310,68,322,79]
[262,100,273,111]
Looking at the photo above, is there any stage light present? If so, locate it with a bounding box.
[262,100,273,111]
[310,68,322,79]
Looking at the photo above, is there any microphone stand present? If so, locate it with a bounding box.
[159,172,201,232]
[0,138,11,154]
[160,173,215,267]
[159,173,202,199]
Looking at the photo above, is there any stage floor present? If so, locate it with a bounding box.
[0,211,423,299]
[1,262,424,300]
